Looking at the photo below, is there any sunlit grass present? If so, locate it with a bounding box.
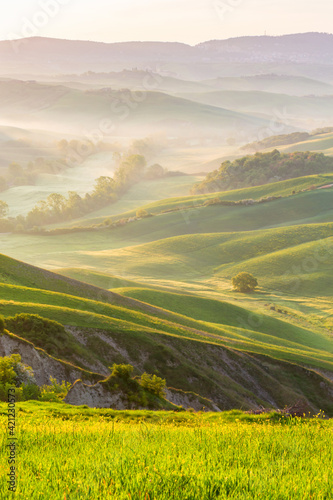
[0,404,332,499]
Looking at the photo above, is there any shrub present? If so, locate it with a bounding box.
[0,383,24,402]
[204,197,221,206]
[136,208,149,218]
[22,383,41,401]
[39,377,71,402]
[5,314,68,356]
[140,373,166,397]
[0,354,40,401]
[110,363,134,380]
[0,354,21,385]
[5,314,65,340]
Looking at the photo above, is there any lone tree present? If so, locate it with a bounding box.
[232,272,258,293]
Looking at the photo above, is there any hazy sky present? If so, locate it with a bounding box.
[1,0,332,45]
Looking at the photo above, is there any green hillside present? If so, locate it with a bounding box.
[2,172,333,414]
[282,133,333,154]
[243,132,333,157]
[57,268,144,290]
[50,224,332,295]
[1,251,333,415]
[2,185,333,280]
[1,250,333,365]
[217,236,333,297]
[43,172,333,230]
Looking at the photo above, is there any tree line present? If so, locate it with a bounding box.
[0,157,69,194]
[0,154,166,232]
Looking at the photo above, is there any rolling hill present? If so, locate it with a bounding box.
[202,75,333,96]
[1,251,333,414]
[2,178,333,273]
[177,90,333,130]
[0,79,274,138]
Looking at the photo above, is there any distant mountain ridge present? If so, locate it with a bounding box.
[1,33,333,78]
[197,32,333,62]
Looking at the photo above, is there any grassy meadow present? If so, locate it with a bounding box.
[0,403,332,499]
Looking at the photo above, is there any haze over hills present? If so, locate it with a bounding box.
[0,79,273,138]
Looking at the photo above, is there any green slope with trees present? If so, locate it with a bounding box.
[191,150,333,194]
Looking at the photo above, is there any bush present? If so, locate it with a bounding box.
[39,377,71,402]
[140,373,166,397]
[22,383,41,401]
[0,354,40,401]
[136,208,149,218]
[110,363,134,380]
[204,197,221,206]
[0,354,22,385]
[5,314,65,340]
[0,383,24,402]
[5,314,68,356]
[232,272,258,293]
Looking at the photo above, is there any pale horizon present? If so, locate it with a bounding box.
[1,0,332,45]
[2,30,333,46]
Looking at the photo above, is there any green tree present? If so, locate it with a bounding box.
[232,272,258,293]
[26,200,49,227]
[65,191,85,218]
[0,200,8,218]
[46,193,66,218]
[92,176,116,202]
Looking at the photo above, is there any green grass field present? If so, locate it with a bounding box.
[0,402,332,499]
